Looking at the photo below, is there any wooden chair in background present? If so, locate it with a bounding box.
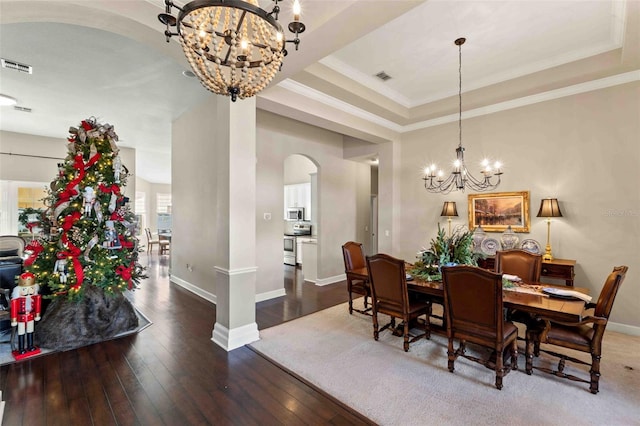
[442,265,519,390]
[144,228,160,254]
[526,266,628,394]
[341,241,371,315]
[366,253,431,352]
[495,249,542,282]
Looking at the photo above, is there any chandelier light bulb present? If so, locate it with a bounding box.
[293,0,301,21]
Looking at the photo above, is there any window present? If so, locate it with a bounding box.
[157,193,172,214]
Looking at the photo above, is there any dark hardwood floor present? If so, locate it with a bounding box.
[0,254,373,425]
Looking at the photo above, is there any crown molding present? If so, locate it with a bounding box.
[278,70,640,137]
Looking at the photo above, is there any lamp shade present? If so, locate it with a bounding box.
[537,198,563,218]
[441,201,459,217]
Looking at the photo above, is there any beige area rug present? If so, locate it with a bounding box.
[249,301,640,426]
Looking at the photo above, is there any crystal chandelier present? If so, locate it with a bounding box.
[158,0,306,102]
[423,38,503,194]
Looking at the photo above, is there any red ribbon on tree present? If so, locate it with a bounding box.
[58,242,84,290]
[99,183,120,195]
[26,222,40,232]
[81,120,92,131]
[118,235,134,250]
[55,154,85,208]
[23,240,44,266]
[110,210,124,221]
[60,211,81,232]
[116,263,134,289]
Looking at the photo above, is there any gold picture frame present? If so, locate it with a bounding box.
[468,191,530,233]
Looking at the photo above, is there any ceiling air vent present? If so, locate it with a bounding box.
[374,71,392,81]
[1,58,33,74]
[14,106,32,113]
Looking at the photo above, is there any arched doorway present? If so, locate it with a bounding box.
[283,154,318,282]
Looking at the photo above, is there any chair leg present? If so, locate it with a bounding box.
[403,321,410,352]
[447,338,456,372]
[590,354,601,394]
[495,349,505,390]
[372,311,379,341]
[511,339,518,371]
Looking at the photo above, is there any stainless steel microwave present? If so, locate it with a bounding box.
[286,207,304,221]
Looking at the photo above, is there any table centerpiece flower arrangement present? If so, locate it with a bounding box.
[409,224,484,281]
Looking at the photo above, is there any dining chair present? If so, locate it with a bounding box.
[366,253,431,352]
[495,249,542,282]
[495,249,543,335]
[525,265,628,394]
[160,239,170,255]
[341,241,371,315]
[441,265,519,390]
[144,228,160,254]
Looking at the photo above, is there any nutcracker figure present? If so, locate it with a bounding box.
[10,272,42,358]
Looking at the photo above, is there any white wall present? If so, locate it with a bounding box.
[284,154,316,184]
[171,95,219,300]
[398,82,640,328]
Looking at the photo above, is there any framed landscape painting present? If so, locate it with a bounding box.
[468,191,530,232]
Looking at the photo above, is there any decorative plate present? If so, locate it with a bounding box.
[481,237,500,256]
[520,239,542,254]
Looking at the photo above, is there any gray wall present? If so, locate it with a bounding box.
[170,103,371,302]
[397,82,640,330]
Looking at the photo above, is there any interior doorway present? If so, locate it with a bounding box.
[283,155,319,283]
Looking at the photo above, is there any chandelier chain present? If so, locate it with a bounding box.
[458,40,462,150]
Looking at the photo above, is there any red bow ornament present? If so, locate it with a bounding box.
[24,241,44,266]
[116,263,134,289]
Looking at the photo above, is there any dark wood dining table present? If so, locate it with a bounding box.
[349,266,588,323]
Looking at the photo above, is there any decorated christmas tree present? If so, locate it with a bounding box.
[23,117,145,300]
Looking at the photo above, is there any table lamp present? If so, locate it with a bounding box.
[440,201,458,236]
[537,198,563,261]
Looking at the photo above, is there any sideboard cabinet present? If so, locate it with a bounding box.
[477,256,576,286]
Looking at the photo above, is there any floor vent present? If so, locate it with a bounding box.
[375,71,392,81]
[1,58,33,74]
[14,106,32,113]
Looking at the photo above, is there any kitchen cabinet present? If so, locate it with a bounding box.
[296,237,303,264]
[301,238,317,283]
[284,183,311,220]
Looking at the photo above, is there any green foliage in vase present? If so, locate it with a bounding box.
[410,224,483,281]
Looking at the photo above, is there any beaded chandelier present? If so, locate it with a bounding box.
[159,0,306,102]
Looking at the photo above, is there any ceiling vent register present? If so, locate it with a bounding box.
[1,58,33,74]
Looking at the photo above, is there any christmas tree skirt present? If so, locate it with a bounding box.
[0,305,151,366]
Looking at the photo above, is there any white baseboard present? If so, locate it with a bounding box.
[256,288,286,302]
[170,275,217,305]
[212,322,260,351]
[315,273,346,286]
[608,321,640,336]
[172,275,288,304]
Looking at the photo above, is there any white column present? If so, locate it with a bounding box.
[211,96,259,351]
